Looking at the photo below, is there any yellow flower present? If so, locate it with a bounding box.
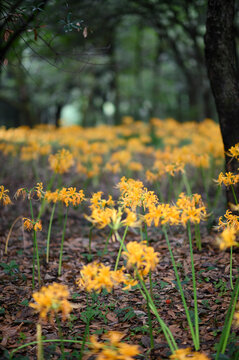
[23,218,42,232]
[30,283,72,321]
[49,148,74,174]
[215,172,239,187]
[89,331,140,360]
[227,143,239,159]
[77,263,114,293]
[23,218,33,231]
[35,182,43,199]
[123,241,159,277]
[176,193,207,226]
[14,187,27,200]
[170,348,210,360]
[218,210,239,231]
[218,227,238,250]
[34,220,42,232]
[122,208,141,227]
[77,263,137,293]
[0,185,12,206]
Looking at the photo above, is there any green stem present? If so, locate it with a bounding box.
[79,308,91,360]
[46,202,56,263]
[56,315,65,359]
[195,223,202,251]
[137,274,177,353]
[216,275,239,357]
[10,339,87,359]
[167,174,174,201]
[58,208,69,276]
[146,298,154,350]
[143,222,153,298]
[155,181,164,202]
[163,226,197,349]
[231,184,238,205]
[37,323,43,360]
[101,229,113,257]
[33,230,41,287]
[187,222,199,350]
[182,172,192,196]
[29,198,35,289]
[230,247,234,290]
[114,226,128,271]
[89,225,94,255]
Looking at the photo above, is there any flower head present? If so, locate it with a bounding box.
[170,348,210,360]
[23,218,42,232]
[89,331,140,360]
[49,148,74,174]
[30,283,72,321]
[217,227,238,250]
[123,241,159,277]
[0,185,12,206]
[215,172,239,187]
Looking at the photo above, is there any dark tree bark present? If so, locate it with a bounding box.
[205,0,239,204]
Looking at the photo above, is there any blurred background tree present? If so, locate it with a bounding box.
[0,0,233,127]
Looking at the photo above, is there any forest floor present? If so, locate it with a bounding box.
[1,200,238,359]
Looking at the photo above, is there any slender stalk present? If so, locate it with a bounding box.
[30,199,41,287]
[32,241,35,290]
[37,174,56,220]
[58,208,69,276]
[33,230,41,287]
[36,323,43,360]
[231,184,238,205]
[56,316,65,359]
[163,226,197,349]
[101,229,113,257]
[167,174,174,201]
[115,231,176,353]
[143,221,153,298]
[88,225,94,254]
[114,226,128,271]
[194,223,202,251]
[229,185,237,291]
[146,299,154,350]
[230,247,234,290]
[215,275,239,358]
[137,274,177,353]
[79,296,91,360]
[187,222,199,350]
[155,181,164,202]
[10,339,86,359]
[46,202,56,263]
[182,172,192,196]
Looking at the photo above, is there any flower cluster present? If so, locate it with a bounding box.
[170,348,210,360]
[76,262,137,293]
[117,176,158,211]
[49,148,74,174]
[176,193,207,226]
[90,331,140,360]
[145,193,206,228]
[227,143,239,159]
[217,227,238,250]
[123,241,159,277]
[30,283,72,321]
[45,187,85,207]
[0,185,12,206]
[23,218,42,232]
[216,172,239,187]
[218,210,239,231]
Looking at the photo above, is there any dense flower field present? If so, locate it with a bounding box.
[1,117,239,360]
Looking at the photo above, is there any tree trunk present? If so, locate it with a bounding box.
[205,0,239,205]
